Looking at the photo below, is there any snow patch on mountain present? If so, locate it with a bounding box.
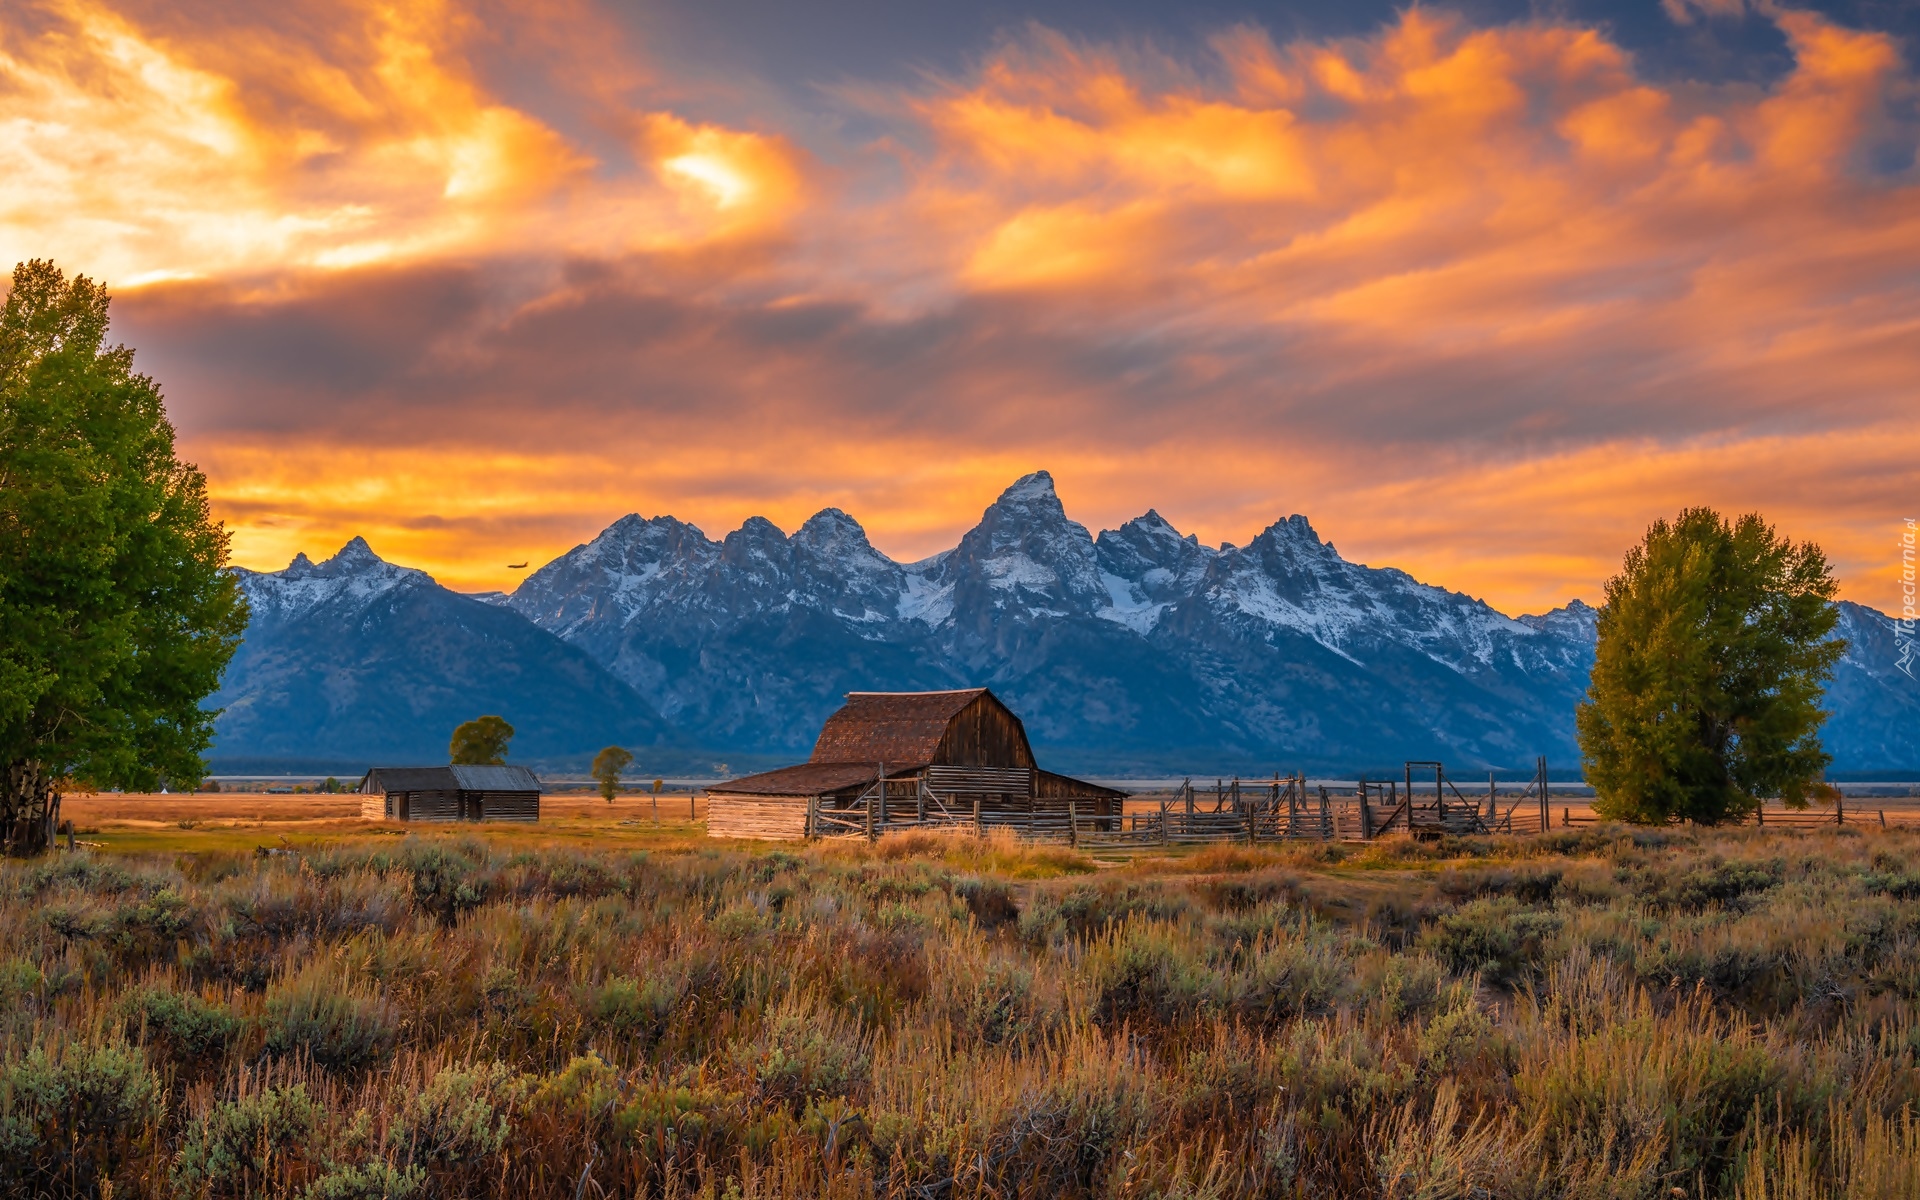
[1097,571,1167,634]
[234,537,430,621]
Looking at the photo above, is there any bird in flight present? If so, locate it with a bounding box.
[507,561,528,569]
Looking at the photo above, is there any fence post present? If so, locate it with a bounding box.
[1562,805,1569,828]
[1836,793,1845,826]
[973,795,982,838]
[1068,801,1078,848]
[1537,757,1549,834]
[1359,780,1373,841]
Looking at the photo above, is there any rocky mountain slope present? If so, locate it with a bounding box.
[503,471,1917,773]
[209,475,1919,774]
[210,538,675,769]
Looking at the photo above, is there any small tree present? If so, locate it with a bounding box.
[1,261,247,854]
[450,715,513,765]
[591,746,633,804]
[1577,508,1843,825]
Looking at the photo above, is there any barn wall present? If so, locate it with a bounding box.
[402,790,461,822]
[708,793,810,841]
[1036,771,1123,817]
[361,794,389,820]
[474,791,540,823]
[932,695,1035,769]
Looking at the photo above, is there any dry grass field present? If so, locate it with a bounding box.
[3,805,1919,1198]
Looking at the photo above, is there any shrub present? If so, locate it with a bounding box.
[404,843,492,927]
[952,876,1020,929]
[932,955,1043,1047]
[587,973,682,1045]
[728,995,870,1109]
[1426,898,1564,985]
[0,1041,162,1196]
[171,1083,324,1198]
[1656,858,1783,912]
[1085,921,1217,1026]
[265,975,397,1073]
[1227,937,1351,1026]
[121,983,243,1066]
[389,1062,528,1170]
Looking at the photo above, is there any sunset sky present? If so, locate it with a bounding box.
[4,0,1917,614]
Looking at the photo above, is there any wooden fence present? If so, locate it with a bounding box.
[1552,797,1913,831]
[807,759,1563,851]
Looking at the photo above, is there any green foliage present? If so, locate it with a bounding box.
[1424,897,1563,984]
[0,260,247,839]
[1578,507,1844,824]
[0,1040,161,1195]
[590,745,633,803]
[389,1062,527,1172]
[171,1084,324,1198]
[120,982,243,1066]
[448,715,513,765]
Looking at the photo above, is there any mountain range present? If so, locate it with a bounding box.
[209,471,1920,776]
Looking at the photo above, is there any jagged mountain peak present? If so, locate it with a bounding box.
[1257,513,1330,549]
[236,536,431,624]
[998,470,1058,503]
[795,507,866,541]
[279,535,411,580]
[1517,599,1600,643]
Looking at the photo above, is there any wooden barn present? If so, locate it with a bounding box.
[359,765,543,823]
[706,689,1124,841]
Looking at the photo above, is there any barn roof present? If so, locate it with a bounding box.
[363,765,543,793]
[449,765,543,791]
[808,689,992,765]
[707,762,893,797]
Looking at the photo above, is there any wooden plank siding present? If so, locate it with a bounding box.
[930,695,1037,769]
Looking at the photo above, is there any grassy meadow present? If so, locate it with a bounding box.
[3,816,1919,1199]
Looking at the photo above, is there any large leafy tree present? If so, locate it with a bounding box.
[1577,508,1843,825]
[1,261,247,853]
[450,715,514,765]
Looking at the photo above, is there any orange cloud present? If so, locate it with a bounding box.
[9,2,1919,619]
[0,0,804,283]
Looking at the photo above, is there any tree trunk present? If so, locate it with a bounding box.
[1,760,58,856]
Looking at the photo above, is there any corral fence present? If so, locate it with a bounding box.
[1554,795,1915,832]
[810,758,1563,850]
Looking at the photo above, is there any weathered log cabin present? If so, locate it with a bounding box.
[359,765,542,823]
[706,689,1124,840]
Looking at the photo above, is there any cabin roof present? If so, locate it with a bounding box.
[808,688,993,765]
[706,762,897,797]
[362,765,543,793]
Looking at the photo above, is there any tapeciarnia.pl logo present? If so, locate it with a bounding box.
[1898,517,1917,680]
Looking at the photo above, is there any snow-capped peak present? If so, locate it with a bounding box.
[236,536,430,622]
[999,470,1058,503]
[1517,599,1600,645]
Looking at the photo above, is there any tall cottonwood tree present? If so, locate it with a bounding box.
[0,261,247,853]
[1577,508,1843,825]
